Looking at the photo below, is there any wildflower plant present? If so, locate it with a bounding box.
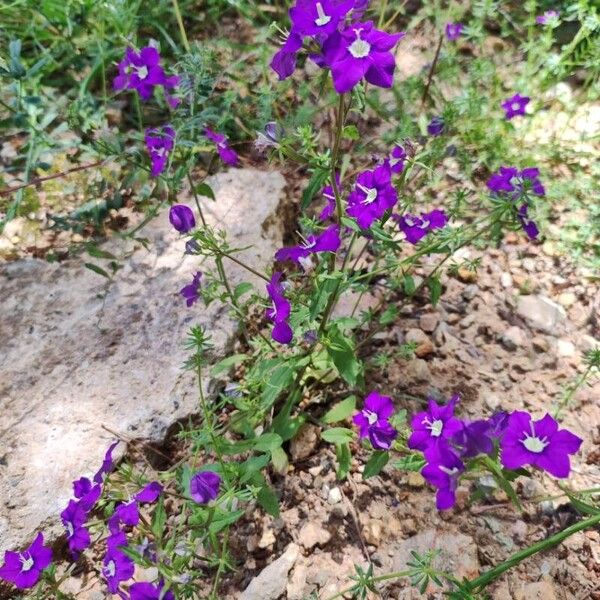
[1,0,600,598]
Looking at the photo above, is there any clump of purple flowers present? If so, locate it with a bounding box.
[346,163,398,229]
[445,22,463,41]
[265,272,294,344]
[145,125,176,177]
[487,166,545,239]
[396,209,448,244]
[113,46,180,107]
[353,391,398,450]
[501,93,530,120]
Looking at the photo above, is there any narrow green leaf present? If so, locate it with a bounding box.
[210,353,247,377]
[84,262,110,279]
[253,432,283,453]
[233,282,253,300]
[257,485,280,517]
[427,275,443,306]
[335,442,351,479]
[322,427,354,444]
[270,446,289,475]
[363,451,390,479]
[195,182,215,201]
[323,395,356,424]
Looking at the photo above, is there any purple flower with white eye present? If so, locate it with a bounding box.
[61,500,91,557]
[275,223,341,266]
[270,31,303,80]
[0,533,52,590]
[445,22,463,41]
[536,10,559,25]
[353,391,398,450]
[145,126,175,177]
[346,163,398,229]
[169,204,195,233]
[290,0,354,37]
[451,420,494,459]
[129,580,175,600]
[501,93,530,120]
[322,21,404,93]
[180,271,202,307]
[387,144,406,174]
[113,46,179,106]
[408,395,462,456]
[94,440,120,484]
[500,412,582,478]
[427,116,444,136]
[102,537,135,594]
[266,272,293,344]
[190,470,222,504]
[109,501,140,534]
[396,209,448,244]
[421,448,465,510]
[204,128,239,166]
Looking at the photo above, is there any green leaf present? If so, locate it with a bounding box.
[322,427,354,444]
[322,395,356,424]
[326,325,363,387]
[301,168,329,210]
[85,243,117,260]
[427,276,442,306]
[210,353,247,377]
[363,451,390,479]
[233,282,253,300]
[260,361,296,410]
[195,182,215,201]
[272,414,306,442]
[270,446,289,475]
[403,274,416,295]
[84,263,110,279]
[253,432,283,453]
[379,305,398,326]
[342,124,360,140]
[391,455,426,472]
[151,497,166,540]
[257,484,280,517]
[239,454,271,484]
[208,508,244,534]
[335,442,351,479]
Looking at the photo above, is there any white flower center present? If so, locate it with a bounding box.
[349,30,371,59]
[439,465,459,476]
[154,146,166,157]
[20,553,34,572]
[135,65,149,80]
[403,215,419,227]
[66,522,74,537]
[423,418,444,437]
[314,2,331,26]
[512,102,521,111]
[521,422,549,453]
[105,560,116,578]
[323,191,335,200]
[390,156,401,167]
[363,410,378,425]
[357,183,378,204]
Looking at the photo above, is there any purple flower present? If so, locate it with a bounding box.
[169,204,195,233]
[536,10,559,25]
[445,22,463,41]
[500,412,582,478]
[102,541,135,594]
[61,500,91,557]
[396,209,448,244]
[408,395,462,456]
[145,126,175,177]
[135,481,163,503]
[270,32,303,80]
[78,483,102,512]
[517,204,539,239]
[421,449,465,510]
[0,533,52,590]
[113,46,179,106]
[256,122,284,150]
[190,470,222,504]
[451,420,494,459]
[265,272,293,344]
[73,477,93,499]
[346,163,398,229]
[180,271,202,307]
[501,93,530,120]
[387,144,406,174]
[109,501,140,534]
[94,440,120,484]
[322,21,404,93]
[353,391,398,450]
[129,581,175,600]
[486,166,545,198]
[427,116,444,136]
[204,128,239,166]
[275,223,341,266]
[487,411,509,439]
[290,0,354,37]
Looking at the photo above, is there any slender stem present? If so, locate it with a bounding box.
[378,0,389,27]
[219,250,270,282]
[467,512,600,592]
[421,33,444,107]
[133,93,143,132]
[553,364,593,419]
[187,172,207,227]
[323,569,413,600]
[171,0,191,52]
[210,527,230,599]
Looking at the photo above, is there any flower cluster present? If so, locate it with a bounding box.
[271,1,404,93]
[487,166,545,239]
[395,209,448,244]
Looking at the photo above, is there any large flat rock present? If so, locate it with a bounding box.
[0,168,286,553]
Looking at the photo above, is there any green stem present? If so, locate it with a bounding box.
[188,172,208,228]
[421,33,444,107]
[553,364,593,419]
[467,511,600,592]
[324,569,413,600]
[171,0,191,52]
